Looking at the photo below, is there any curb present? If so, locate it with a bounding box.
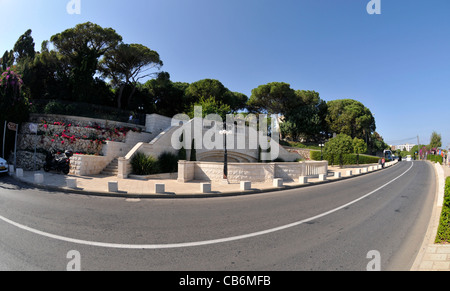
[410,161,445,271]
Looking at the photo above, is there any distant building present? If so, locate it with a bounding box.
[395,143,416,152]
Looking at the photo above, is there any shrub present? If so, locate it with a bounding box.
[130,152,159,175]
[310,150,322,161]
[428,154,443,165]
[436,177,450,243]
[311,150,380,165]
[324,134,353,167]
[158,151,179,173]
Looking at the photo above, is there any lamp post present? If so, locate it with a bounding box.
[219,122,233,182]
[319,143,325,161]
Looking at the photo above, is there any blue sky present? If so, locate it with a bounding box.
[1,0,450,148]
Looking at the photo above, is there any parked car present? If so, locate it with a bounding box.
[0,157,8,175]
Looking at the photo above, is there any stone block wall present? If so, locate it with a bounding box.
[70,154,112,176]
[177,160,328,183]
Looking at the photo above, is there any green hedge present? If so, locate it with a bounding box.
[436,177,450,243]
[310,150,380,165]
[427,154,443,165]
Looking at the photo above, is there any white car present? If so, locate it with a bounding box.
[0,158,8,174]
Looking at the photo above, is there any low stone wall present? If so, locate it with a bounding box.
[284,147,312,160]
[177,160,328,183]
[70,154,112,176]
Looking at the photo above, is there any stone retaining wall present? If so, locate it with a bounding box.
[177,160,328,183]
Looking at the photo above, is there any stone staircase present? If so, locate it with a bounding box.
[101,158,119,176]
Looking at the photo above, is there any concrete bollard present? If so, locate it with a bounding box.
[346,170,353,177]
[298,176,308,184]
[200,183,211,193]
[240,181,251,191]
[334,172,341,178]
[273,178,283,187]
[362,168,368,173]
[108,181,119,192]
[318,174,326,181]
[8,165,14,175]
[155,183,165,194]
[67,178,77,189]
[355,169,361,175]
[34,173,44,184]
[16,168,23,177]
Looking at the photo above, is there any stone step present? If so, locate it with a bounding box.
[101,158,119,176]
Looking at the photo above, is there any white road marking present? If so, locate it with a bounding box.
[0,162,414,249]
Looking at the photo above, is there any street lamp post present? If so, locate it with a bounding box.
[219,122,233,183]
[319,143,325,161]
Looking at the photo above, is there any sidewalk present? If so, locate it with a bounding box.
[411,163,450,271]
[12,163,385,198]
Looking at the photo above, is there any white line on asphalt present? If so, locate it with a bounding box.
[0,162,414,249]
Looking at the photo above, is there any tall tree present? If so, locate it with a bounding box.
[143,72,187,117]
[280,90,329,142]
[430,131,442,149]
[247,82,297,115]
[49,22,122,102]
[100,43,163,109]
[184,79,246,112]
[1,50,14,71]
[13,29,35,64]
[325,99,376,141]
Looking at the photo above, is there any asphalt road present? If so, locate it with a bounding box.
[0,161,435,271]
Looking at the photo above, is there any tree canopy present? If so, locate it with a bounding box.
[0,22,390,155]
[100,43,163,108]
[247,82,297,115]
[50,22,123,102]
[185,79,247,113]
[430,131,442,149]
[325,99,376,141]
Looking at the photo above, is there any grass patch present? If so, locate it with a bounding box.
[435,177,450,244]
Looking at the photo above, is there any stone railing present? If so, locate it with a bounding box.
[177,160,328,183]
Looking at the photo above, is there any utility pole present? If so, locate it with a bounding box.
[417,135,420,160]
